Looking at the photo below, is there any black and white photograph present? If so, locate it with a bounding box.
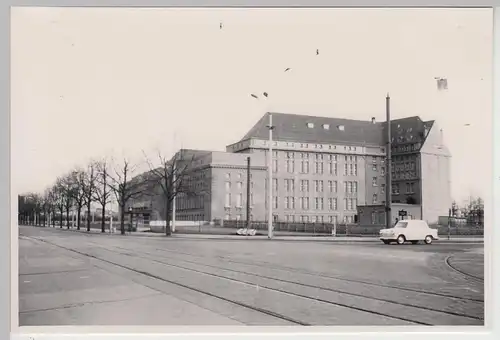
[12,6,491,328]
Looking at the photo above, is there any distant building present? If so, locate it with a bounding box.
[127,112,451,225]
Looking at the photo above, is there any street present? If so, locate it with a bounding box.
[18,225,484,326]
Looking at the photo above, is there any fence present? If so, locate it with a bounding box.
[221,220,484,236]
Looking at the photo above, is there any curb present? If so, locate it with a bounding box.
[23,226,484,243]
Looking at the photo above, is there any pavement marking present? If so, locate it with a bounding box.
[23,281,31,283]
[79,276,90,279]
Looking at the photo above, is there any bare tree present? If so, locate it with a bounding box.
[82,162,97,232]
[30,193,43,226]
[144,149,203,236]
[60,174,76,229]
[107,158,151,235]
[67,169,87,230]
[94,159,112,233]
[53,179,65,228]
[46,187,57,227]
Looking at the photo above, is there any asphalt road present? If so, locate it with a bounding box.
[18,225,484,327]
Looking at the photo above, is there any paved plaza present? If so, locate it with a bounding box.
[18,225,484,326]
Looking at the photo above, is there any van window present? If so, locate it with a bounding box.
[394,221,408,228]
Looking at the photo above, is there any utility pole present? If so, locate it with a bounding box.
[246,156,251,232]
[385,93,392,229]
[267,113,274,239]
[448,208,451,240]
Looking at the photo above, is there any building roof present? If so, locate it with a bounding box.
[240,112,432,148]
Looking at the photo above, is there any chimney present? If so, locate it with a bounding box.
[371,117,376,124]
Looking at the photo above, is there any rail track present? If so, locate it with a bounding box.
[20,232,484,325]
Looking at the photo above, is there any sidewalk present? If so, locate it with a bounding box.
[33,226,484,243]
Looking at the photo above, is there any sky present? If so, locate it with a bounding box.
[11,7,493,205]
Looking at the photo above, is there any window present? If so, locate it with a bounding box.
[347,199,353,210]
[328,198,337,210]
[300,180,309,192]
[273,151,278,158]
[337,125,345,131]
[329,162,337,175]
[301,160,310,174]
[236,193,242,207]
[225,193,231,207]
[323,124,330,130]
[372,177,378,186]
[237,182,242,190]
[286,152,295,159]
[307,122,314,128]
[272,159,278,173]
[285,179,295,192]
[372,194,378,204]
[381,167,385,175]
[273,196,278,209]
[344,164,348,176]
[353,181,358,193]
[316,180,324,192]
[286,160,295,173]
[225,173,231,180]
[273,178,278,192]
[300,197,310,210]
[381,183,385,194]
[329,215,338,224]
[371,212,377,224]
[225,182,231,191]
[344,181,348,193]
[311,215,317,223]
[353,164,358,176]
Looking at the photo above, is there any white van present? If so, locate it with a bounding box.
[379,220,439,245]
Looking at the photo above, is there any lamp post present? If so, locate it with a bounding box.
[250,93,274,239]
[267,113,274,239]
[128,206,133,234]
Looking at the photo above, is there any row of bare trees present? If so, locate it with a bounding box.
[19,150,201,236]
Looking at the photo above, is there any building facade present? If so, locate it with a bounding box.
[128,112,451,225]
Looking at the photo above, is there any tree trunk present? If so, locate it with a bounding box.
[87,204,91,232]
[59,208,63,228]
[120,204,126,235]
[101,202,106,233]
[66,208,70,229]
[165,198,172,236]
[77,207,82,230]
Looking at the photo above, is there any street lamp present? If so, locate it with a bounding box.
[250,93,274,239]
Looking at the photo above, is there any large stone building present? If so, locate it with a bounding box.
[127,112,451,225]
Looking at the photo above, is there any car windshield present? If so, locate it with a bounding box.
[393,221,408,228]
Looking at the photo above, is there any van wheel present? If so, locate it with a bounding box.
[424,235,433,244]
[396,235,406,245]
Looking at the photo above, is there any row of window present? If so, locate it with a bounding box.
[269,196,357,211]
[392,183,416,194]
[177,195,205,211]
[272,179,358,194]
[284,214,355,224]
[273,160,359,176]
[225,181,253,191]
[223,213,356,224]
[224,193,254,207]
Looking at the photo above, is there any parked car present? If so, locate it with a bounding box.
[379,220,439,245]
